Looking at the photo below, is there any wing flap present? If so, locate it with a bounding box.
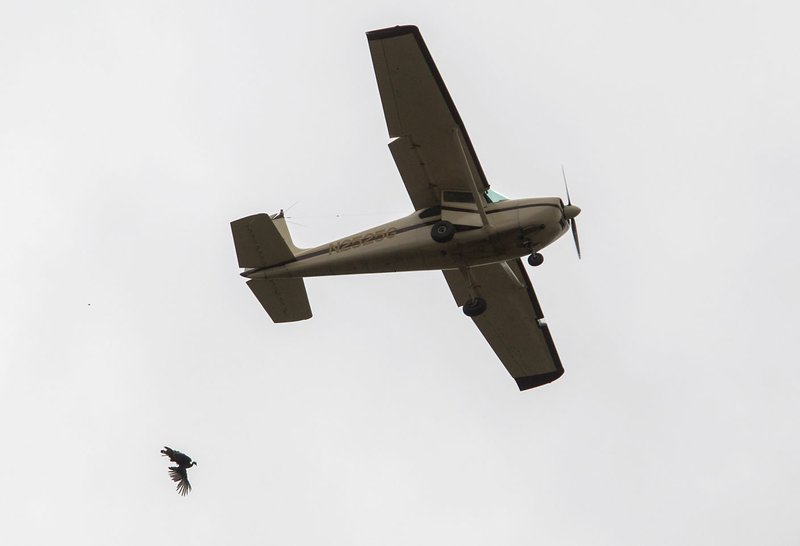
[388,137,434,208]
[442,259,564,390]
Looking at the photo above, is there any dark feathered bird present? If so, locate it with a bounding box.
[160,446,197,496]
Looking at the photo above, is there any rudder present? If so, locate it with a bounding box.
[231,213,298,268]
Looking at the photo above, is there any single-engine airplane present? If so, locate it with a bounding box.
[231,25,581,391]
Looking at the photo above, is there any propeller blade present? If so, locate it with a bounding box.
[570,218,581,259]
[562,164,572,205]
[562,164,581,259]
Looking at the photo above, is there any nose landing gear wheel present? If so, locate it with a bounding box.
[463,297,487,317]
[528,253,544,267]
[431,221,455,243]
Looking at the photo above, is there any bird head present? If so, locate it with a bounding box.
[191,461,198,467]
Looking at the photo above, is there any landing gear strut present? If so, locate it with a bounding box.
[528,253,544,267]
[458,267,487,317]
[431,221,455,243]
[463,297,487,317]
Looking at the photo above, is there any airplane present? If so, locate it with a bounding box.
[231,25,581,391]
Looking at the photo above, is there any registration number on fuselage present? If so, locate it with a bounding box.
[328,227,398,254]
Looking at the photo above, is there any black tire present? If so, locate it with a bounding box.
[463,297,487,317]
[431,221,456,243]
[528,253,544,267]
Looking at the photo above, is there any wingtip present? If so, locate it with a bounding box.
[367,25,420,41]
[515,369,565,391]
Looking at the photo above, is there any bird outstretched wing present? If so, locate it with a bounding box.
[168,466,192,496]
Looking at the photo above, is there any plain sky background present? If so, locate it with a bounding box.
[2,1,799,544]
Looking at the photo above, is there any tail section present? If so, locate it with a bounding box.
[231,211,312,323]
[230,212,303,268]
[270,211,304,256]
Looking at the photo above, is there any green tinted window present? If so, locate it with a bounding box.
[484,189,509,203]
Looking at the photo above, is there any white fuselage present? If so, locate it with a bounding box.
[242,197,569,280]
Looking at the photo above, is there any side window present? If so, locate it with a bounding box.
[442,191,475,204]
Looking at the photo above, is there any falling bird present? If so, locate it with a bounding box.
[160,446,197,496]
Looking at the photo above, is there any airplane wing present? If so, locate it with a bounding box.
[367,26,490,210]
[442,259,565,390]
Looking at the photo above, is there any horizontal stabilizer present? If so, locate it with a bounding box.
[247,278,312,323]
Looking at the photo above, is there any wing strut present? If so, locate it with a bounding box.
[458,266,482,299]
[454,127,490,227]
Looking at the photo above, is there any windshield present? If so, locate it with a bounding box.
[484,189,509,203]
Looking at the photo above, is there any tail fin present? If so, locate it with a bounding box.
[231,212,312,323]
[230,212,303,268]
[270,211,304,256]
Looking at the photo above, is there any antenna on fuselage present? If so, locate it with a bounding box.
[278,201,307,227]
[561,165,582,259]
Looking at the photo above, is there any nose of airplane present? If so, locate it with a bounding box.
[563,204,581,220]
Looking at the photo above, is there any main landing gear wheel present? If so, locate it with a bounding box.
[528,253,544,267]
[463,297,487,317]
[431,221,455,243]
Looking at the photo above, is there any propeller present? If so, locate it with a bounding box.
[561,165,582,259]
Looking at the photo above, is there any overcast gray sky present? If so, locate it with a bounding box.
[2,1,799,544]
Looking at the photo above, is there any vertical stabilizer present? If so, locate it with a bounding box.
[230,213,298,268]
[270,211,304,255]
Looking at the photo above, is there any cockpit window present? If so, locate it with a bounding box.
[484,189,509,203]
